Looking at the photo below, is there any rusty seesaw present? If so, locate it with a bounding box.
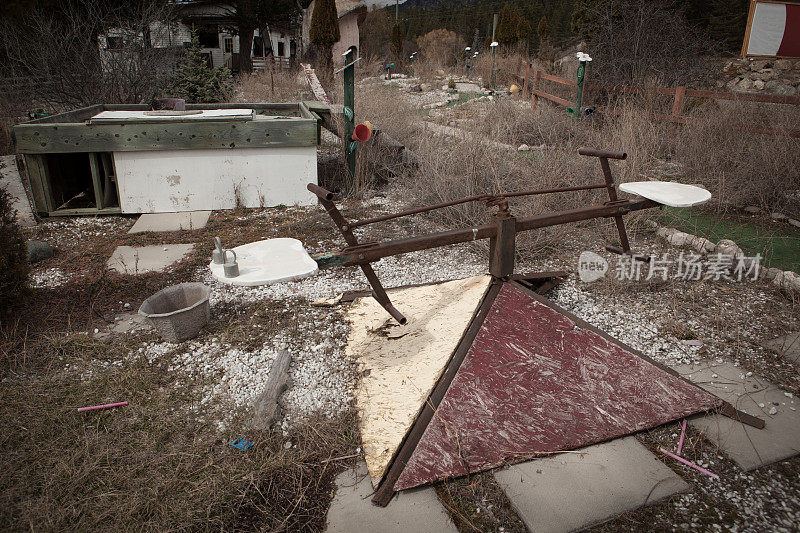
[211,147,763,506]
[309,147,660,324]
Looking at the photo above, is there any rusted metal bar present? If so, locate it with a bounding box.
[578,147,627,160]
[719,402,765,429]
[315,199,658,268]
[307,183,334,201]
[307,183,406,324]
[348,183,609,229]
[490,215,516,278]
[599,156,632,253]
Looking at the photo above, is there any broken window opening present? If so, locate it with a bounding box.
[44,152,120,213]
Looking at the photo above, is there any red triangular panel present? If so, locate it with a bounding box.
[394,282,721,491]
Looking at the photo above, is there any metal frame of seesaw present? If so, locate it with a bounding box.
[306,147,766,506]
[308,148,653,324]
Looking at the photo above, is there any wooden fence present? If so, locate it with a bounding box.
[516,65,800,138]
[252,56,292,71]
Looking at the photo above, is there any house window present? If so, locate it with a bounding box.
[224,37,233,53]
[197,28,219,48]
[106,36,124,50]
[277,41,285,57]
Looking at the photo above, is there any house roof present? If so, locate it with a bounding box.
[335,0,366,17]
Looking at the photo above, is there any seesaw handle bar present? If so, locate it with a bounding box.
[578,147,627,160]
[307,183,611,230]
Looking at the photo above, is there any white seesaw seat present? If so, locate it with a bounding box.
[209,238,318,287]
[618,181,711,208]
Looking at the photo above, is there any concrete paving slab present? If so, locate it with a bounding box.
[326,461,458,533]
[0,155,36,226]
[493,437,689,533]
[107,244,194,274]
[761,332,800,364]
[674,361,800,470]
[455,82,482,93]
[95,312,152,340]
[128,211,211,233]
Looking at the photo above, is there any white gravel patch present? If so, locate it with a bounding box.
[550,278,706,367]
[30,267,72,288]
[35,216,133,248]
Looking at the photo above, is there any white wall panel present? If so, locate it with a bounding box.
[114,147,317,213]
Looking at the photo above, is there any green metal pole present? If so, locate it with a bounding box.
[575,61,586,118]
[343,48,356,184]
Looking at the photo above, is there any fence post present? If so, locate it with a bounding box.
[522,62,531,97]
[530,70,541,110]
[671,85,686,120]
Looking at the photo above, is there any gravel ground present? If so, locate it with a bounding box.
[30,267,72,288]
[26,215,135,248]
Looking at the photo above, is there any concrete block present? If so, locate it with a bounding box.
[107,244,194,274]
[128,211,211,233]
[675,362,800,470]
[326,461,458,533]
[0,155,36,226]
[761,332,800,364]
[493,437,689,533]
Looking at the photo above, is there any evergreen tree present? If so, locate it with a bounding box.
[309,0,340,83]
[168,31,231,103]
[707,0,749,53]
[495,3,529,45]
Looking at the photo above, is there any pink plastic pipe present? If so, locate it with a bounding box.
[659,448,719,479]
[677,419,687,455]
[77,401,128,413]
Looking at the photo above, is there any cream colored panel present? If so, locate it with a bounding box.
[346,275,492,486]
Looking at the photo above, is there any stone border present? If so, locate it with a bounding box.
[641,219,800,293]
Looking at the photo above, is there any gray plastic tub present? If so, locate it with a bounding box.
[139,283,211,342]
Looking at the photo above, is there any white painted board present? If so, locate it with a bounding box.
[209,238,318,286]
[91,109,254,122]
[618,181,711,208]
[114,146,317,213]
[747,2,788,56]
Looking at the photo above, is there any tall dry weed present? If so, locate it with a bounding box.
[235,69,304,103]
[675,100,800,214]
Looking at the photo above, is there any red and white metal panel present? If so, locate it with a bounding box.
[744,1,800,58]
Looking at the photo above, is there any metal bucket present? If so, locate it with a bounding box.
[138,282,211,342]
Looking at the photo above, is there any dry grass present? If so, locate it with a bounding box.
[675,100,800,214]
[234,68,306,104]
[0,328,358,531]
[0,207,361,531]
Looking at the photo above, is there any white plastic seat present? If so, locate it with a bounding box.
[618,181,711,208]
[209,238,318,287]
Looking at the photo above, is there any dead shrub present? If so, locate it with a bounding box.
[674,100,800,214]
[417,29,466,71]
[472,49,537,88]
[235,69,304,103]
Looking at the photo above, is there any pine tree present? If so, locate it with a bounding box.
[168,31,231,103]
[496,2,530,46]
[309,0,340,83]
[708,0,749,53]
